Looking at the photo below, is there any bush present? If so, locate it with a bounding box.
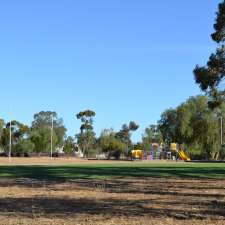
[108,149,122,160]
[24,152,30,157]
[52,152,59,158]
[0,152,7,157]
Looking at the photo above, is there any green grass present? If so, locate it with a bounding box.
[0,162,225,180]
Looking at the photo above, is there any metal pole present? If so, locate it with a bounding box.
[220,116,223,146]
[51,116,54,158]
[9,120,12,162]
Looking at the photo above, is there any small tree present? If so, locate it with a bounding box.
[31,111,67,153]
[115,121,139,149]
[99,129,126,160]
[158,109,179,144]
[0,119,5,151]
[76,110,96,157]
[142,125,163,150]
[1,120,32,155]
[63,136,75,155]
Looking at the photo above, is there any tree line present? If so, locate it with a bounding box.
[0,110,140,159]
[0,111,67,156]
[0,97,224,160]
[0,1,224,160]
[157,96,225,160]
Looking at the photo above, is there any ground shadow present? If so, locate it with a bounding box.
[0,196,224,220]
[0,164,225,221]
[0,165,225,180]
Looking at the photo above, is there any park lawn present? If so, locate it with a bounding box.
[0,161,225,224]
[0,162,225,180]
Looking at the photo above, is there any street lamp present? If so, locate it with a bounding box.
[220,116,223,146]
[50,115,54,158]
[9,120,12,162]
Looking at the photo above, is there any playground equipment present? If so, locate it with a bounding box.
[138,142,191,161]
[178,150,191,161]
[151,143,162,159]
[131,150,143,160]
[170,143,177,151]
[170,143,191,161]
[143,143,164,160]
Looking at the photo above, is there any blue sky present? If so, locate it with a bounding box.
[0,0,220,142]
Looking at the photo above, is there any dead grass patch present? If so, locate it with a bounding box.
[0,177,224,224]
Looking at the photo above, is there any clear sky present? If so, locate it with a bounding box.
[0,0,221,142]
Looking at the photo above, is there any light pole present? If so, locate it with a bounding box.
[220,116,223,146]
[9,120,12,162]
[50,115,54,158]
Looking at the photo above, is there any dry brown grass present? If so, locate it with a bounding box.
[0,157,94,166]
[0,177,224,224]
[0,157,168,166]
[0,158,224,224]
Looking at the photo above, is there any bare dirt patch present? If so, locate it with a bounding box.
[0,157,96,166]
[0,177,224,225]
[0,157,168,166]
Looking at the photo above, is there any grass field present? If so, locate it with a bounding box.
[1,161,225,180]
[0,158,225,225]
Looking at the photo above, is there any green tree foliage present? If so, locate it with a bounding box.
[31,111,66,153]
[129,121,139,131]
[0,119,5,150]
[158,96,225,159]
[98,129,126,159]
[142,125,163,150]
[31,127,57,154]
[177,96,221,159]
[76,110,96,157]
[133,142,144,150]
[0,119,4,134]
[194,1,225,109]
[1,122,12,153]
[158,109,179,144]
[15,139,35,155]
[0,120,32,155]
[115,121,139,148]
[63,136,75,154]
[211,1,225,43]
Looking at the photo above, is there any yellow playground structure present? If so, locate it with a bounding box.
[170,143,191,161]
[131,150,143,160]
[130,144,190,161]
[178,150,191,161]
